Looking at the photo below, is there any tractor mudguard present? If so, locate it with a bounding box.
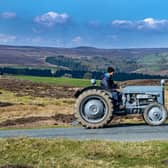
[74,86,103,98]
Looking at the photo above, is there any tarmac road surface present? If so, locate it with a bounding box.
[0,124,168,142]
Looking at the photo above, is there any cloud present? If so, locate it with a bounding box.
[111,18,168,31]
[112,20,133,25]
[1,12,16,19]
[34,11,70,27]
[137,18,168,30]
[71,36,82,44]
[0,34,16,43]
[112,20,134,30]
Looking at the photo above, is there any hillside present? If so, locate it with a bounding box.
[0,45,168,75]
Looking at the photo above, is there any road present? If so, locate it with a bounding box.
[0,124,168,142]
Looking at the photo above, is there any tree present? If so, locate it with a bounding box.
[63,73,72,78]
[83,72,92,79]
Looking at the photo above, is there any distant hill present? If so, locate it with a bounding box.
[0,45,168,76]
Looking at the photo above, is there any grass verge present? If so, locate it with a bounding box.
[0,138,168,168]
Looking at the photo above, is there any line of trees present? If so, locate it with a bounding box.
[46,56,88,71]
[0,67,166,81]
[0,67,51,76]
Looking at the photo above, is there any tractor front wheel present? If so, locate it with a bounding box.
[143,103,167,126]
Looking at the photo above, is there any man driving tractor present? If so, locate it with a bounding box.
[100,66,122,108]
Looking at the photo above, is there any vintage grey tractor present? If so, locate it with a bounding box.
[74,79,168,128]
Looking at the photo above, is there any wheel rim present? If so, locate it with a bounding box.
[80,95,108,123]
[147,106,165,124]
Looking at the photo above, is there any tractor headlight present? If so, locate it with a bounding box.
[91,79,96,86]
[161,79,165,86]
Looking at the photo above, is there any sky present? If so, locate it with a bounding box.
[1,0,168,48]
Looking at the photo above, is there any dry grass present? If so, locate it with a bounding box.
[0,89,74,128]
[165,90,168,110]
[0,104,72,121]
[0,89,74,106]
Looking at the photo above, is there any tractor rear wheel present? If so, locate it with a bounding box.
[74,89,113,128]
[143,103,167,126]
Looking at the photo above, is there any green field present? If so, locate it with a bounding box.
[13,75,168,89]
[14,75,99,87]
[137,53,168,72]
[0,138,168,168]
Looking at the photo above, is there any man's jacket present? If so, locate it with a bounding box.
[100,73,116,91]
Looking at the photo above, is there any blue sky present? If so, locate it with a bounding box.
[1,0,168,48]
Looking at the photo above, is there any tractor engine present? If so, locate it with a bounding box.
[122,85,164,114]
[122,93,157,114]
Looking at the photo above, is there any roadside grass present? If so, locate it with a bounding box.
[0,138,168,168]
[14,75,99,87]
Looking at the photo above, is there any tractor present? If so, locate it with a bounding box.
[74,79,168,128]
